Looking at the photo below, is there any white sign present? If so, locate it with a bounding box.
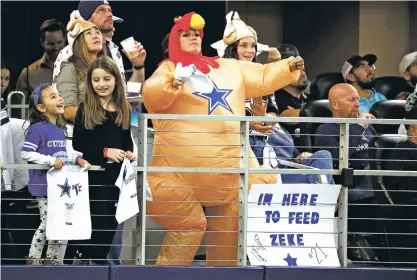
[247,183,341,267]
[46,165,91,240]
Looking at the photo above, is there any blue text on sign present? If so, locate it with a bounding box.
[258,193,273,206]
[270,234,304,247]
[282,193,318,206]
[288,212,320,224]
[265,210,280,223]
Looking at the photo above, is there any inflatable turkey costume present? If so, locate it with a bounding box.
[142,12,301,266]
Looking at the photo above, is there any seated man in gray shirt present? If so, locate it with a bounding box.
[315,83,390,265]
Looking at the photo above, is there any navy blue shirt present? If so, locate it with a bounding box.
[315,123,375,201]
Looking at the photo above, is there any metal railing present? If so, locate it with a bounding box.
[6,91,28,119]
[1,114,417,267]
[132,114,417,267]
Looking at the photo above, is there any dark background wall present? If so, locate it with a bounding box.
[282,1,360,78]
[409,1,417,51]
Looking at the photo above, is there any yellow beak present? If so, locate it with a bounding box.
[190,13,205,30]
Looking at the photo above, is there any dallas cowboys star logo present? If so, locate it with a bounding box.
[283,253,297,266]
[58,178,71,198]
[192,82,233,115]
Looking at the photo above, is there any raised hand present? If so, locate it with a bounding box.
[267,47,281,63]
[123,41,147,67]
[174,63,196,83]
[288,56,305,72]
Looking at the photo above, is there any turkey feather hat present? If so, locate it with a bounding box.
[166,12,219,74]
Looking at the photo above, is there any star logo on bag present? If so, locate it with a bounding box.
[57,178,71,198]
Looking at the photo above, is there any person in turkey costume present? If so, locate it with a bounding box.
[142,12,304,266]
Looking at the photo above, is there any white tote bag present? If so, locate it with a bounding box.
[114,159,140,224]
[46,165,91,240]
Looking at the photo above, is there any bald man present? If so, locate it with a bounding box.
[315,83,391,263]
[315,83,376,202]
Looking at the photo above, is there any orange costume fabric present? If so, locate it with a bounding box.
[142,12,301,266]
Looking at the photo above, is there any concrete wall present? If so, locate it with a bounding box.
[359,1,410,76]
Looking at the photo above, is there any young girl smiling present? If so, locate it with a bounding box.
[71,56,135,264]
[21,83,90,264]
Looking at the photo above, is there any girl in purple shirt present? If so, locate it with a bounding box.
[21,83,90,265]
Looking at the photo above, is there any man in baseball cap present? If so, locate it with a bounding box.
[398,52,417,98]
[278,43,299,59]
[78,0,124,24]
[341,54,377,82]
[53,0,146,88]
[78,0,123,39]
[399,51,417,77]
[341,54,386,114]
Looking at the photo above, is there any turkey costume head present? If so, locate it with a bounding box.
[167,12,219,74]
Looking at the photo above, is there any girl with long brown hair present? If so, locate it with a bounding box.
[70,56,134,264]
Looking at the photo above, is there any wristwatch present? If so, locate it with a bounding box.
[133,65,144,70]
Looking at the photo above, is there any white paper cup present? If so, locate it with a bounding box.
[120,37,139,59]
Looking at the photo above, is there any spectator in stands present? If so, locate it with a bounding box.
[314,83,392,264]
[315,83,376,201]
[315,82,373,247]
[55,17,105,122]
[71,56,134,264]
[398,51,417,100]
[406,88,417,114]
[55,21,106,263]
[274,44,308,137]
[245,97,278,164]
[21,83,90,265]
[53,0,146,88]
[385,105,417,267]
[341,54,386,113]
[264,124,334,184]
[1,93,34,265]
[217,12,281,164]
[142,11,303,266]
[386,106,417,202]
[1,62,10,100]
[16,19,66,98]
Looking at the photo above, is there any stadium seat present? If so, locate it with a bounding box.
[369,100,406,134]
[308,72,345,101]
[299,100,332,153]
[369,134,407,205]
[373,76,409,100]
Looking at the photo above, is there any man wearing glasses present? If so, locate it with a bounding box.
[341,54,386,113]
